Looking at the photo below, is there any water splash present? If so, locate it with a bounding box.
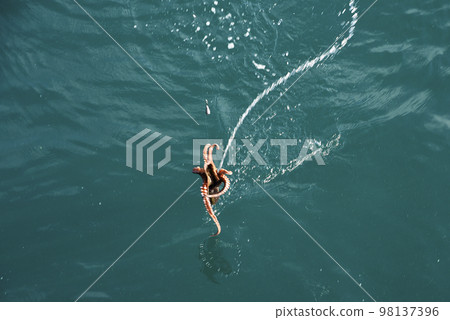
[260,134,341,183]
[219,0,358,169]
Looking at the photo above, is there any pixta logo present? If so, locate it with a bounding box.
[192,139,325,166]
[126,129,172,176]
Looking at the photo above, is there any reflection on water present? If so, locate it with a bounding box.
[198,237,241,284]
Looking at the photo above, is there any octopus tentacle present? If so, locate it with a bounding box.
[218,168,232,176]
[207,174,231,198]
[201,181,221,236]
[203,144,211,164]
[208,144,219,163]
[192,166,205,175]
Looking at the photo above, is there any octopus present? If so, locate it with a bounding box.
[193,144,232,236]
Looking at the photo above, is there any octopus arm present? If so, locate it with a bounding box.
[206,175,231,198]
[201,182,221,236]
[203,144,211,164]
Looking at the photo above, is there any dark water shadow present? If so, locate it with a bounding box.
[198,237,235,284]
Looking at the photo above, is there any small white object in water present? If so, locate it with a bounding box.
[205,99,211,115]
[211,7,216,14]
[195,26,200,32]
[214,0,218,5]
[228,42,235,49]
[206,21,210,26]
[227,36,233,41]
[133,25,137,29]
[252,60,266,70]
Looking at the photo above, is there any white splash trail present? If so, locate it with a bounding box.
[219,0,358,169]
